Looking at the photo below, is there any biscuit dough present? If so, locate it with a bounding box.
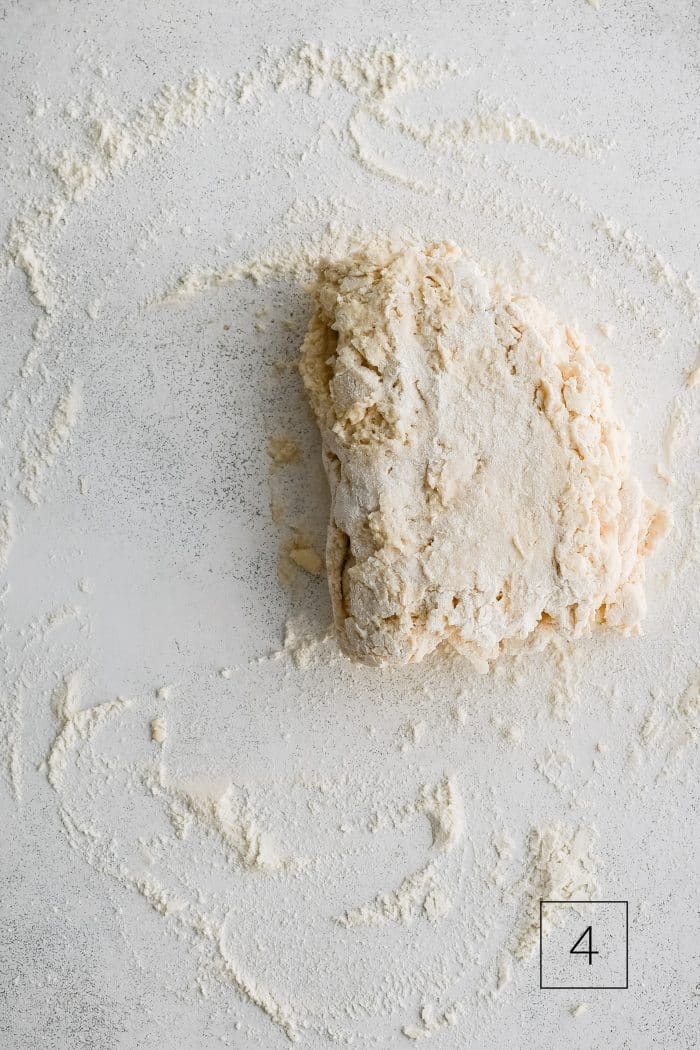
[300,241,669,667]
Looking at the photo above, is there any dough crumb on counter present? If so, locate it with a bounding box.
[150,717,167,744]
[267,434,302,465]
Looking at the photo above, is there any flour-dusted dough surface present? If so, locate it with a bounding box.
[300,241,670,668]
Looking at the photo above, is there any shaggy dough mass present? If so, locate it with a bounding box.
[300,241,669,668]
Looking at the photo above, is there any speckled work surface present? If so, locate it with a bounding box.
[1,2,698,1049]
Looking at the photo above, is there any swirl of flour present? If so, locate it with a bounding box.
[300,240,670,668]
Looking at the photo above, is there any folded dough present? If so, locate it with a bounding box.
[299,240,669,668]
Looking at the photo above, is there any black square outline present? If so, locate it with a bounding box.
[539,899,629,990]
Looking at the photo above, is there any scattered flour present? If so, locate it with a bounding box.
[0,504,15,571]
[662,401,690,466]
[593,215,698,317]
[337,863,444,928]
[367,96,609,160]
[402,1002,460,1041]
[513,823,599,961]
[687,356,700,388]
[640,669,699,776]
[19,381,81,505]
[144,765,306,874]
[217,931,303,1043]
[337,778,461,928]
[266,616,336,669]
[43,672,129,788]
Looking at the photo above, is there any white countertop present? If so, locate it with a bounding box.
[1,2,698,1048]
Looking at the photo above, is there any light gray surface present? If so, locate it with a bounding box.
[1,2,699,1048]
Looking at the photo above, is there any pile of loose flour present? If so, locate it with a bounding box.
[1,25,698,1050]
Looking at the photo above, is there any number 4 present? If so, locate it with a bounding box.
[570,925,599,965]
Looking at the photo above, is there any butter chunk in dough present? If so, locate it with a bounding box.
[299,240,669,668]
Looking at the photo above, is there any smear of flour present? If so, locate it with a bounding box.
[402,1002,460,1041]
[43,682,308,1040]
[338,777,462,928]
[19,381,81,505]
[337,863,443,928]
[58,799,305,1042]
[513,824,599,961]
[0,504,14,571]
[43,672,129,788]
[46,686,472,1041]
[153,222,385,303]
[366,96,609,159]
[687,354,700,388]
[218,929,304,1042]
[362,776,464,850]
[4,43,454,335]
[261,615,337,669]
[662,401,690,466]
[235,41,459,104]
[593,215,698,317]
[0,689,22,802]
[5,76,227,335]
[5,40,615,340]
[144,764,306,873]
[640,669,700,777]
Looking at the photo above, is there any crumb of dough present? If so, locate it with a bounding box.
[289,544,324,575]
[150,717,167,744]
[598,321,614,338]
[219,667,233,679]
[570,1002,589,1017]
[300,239,670,668]
[155,685,172,700]
[687,364,700,388]
[267,434,302,465]
[279,528,326,581]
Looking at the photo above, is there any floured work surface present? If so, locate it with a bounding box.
[0,3,698,1049]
